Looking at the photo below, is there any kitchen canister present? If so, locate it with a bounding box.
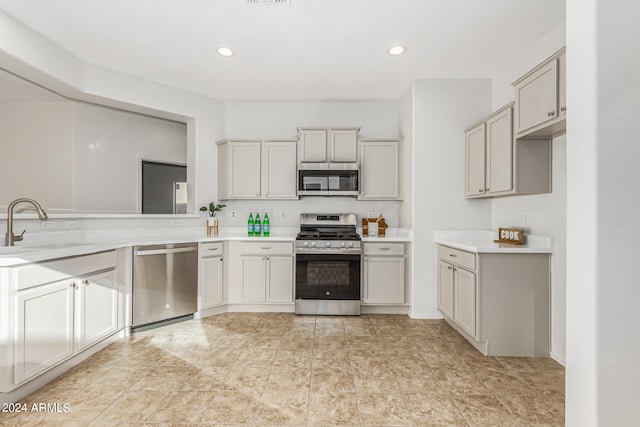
[368,222,378,237]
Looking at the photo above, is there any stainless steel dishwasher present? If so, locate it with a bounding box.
[132,243,198,329]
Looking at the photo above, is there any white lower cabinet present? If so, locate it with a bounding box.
[237,242,294,304]
[362,243,405,305]
[438,259,476,337]
[437,244,550,356]
[8,251,119,388]
[14,280,75,384]
[75,270,118,352]
[199,242,224,309]
[452,266,476,337]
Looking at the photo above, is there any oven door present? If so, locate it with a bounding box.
[295,253,361,300]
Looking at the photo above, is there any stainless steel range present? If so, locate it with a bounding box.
[295,213,361,315]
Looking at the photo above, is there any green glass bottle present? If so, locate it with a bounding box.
[248,212,254,236]
[254,212,261,236]
[263,212,270,237]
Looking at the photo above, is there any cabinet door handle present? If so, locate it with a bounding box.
[485,187,490,191]
[69,282,77,288]
[82,279,89,286]
[447,266,453,270]
[547,110,556,117]
[560,106,566,112]
[478,188,483,193]
[449,254,457,258]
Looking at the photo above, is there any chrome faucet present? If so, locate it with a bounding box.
[5,198,48,246]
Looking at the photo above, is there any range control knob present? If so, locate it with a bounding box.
[341,242,346,248]
[311,241,316,248]
[303,241,309,247]
[326,241,331,247]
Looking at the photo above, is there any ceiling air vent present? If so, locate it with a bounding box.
[247,0,291,5]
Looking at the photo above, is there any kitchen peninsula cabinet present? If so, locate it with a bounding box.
[513,48,566,137]
[359,140,400,200]
[437,243,550,356]
[362,243,405,305]
[7,251,119,388]
[217,139,297,200]
[298,128,359,163]
[464,103,551,199]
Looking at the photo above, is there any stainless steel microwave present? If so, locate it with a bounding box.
[298,163,359,196]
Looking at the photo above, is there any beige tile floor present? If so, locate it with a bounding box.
[1,313,565,426]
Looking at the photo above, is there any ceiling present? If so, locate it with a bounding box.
[0,0,565,101]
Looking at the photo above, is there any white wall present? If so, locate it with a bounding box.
[0,102,73,212]
[72,103,187,213]
[224,101,400,140]
[489,19,567,363]
[492,20,567,109]
[566,0,640,425]
[409,79,492,318]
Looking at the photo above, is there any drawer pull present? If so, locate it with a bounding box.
[379,247,391,251]
[449,254,457,258]
[207,247,219,251]
[261,246,272,250]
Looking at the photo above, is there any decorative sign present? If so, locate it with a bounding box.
[494,227,525,246]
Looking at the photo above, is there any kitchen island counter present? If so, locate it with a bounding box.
[434,230,552,254]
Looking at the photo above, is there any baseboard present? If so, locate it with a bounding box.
[408,311,445,320]
[361,305,409,315]
[550,351,566,366]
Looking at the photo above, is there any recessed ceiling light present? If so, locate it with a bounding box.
[216,47,235,57]
[387,45,406,56]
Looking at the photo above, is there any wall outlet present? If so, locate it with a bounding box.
[522,212,529,224]
[280,211,287,221]
[171,219,182,226]
[66,221,78,229]
[231,210,237,219]
[41,221,54,230]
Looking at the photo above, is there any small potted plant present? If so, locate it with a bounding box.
[200,201,227,228]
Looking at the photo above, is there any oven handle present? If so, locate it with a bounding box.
[295,252,362,259]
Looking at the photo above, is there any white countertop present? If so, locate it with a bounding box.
[360,227,413,243]
[434,230,552,254]
[0,226,413,266]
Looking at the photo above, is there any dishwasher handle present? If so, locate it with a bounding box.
[134,246,197,256]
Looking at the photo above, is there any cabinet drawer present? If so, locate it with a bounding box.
[200,242,223,257]
[239,241,293,255]
[15,251,117,291]
[438,246,475,271]
[363,243,404,256]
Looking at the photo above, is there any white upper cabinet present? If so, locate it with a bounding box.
[298,129,328,162]
[359,140,400,200]
[465,104,551,199]
[465,123,486,198]
[298,128,359,163]
[329,129,358,162]
[513,48,566,137]
[262,141,298,199]
[217,139,297,200]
